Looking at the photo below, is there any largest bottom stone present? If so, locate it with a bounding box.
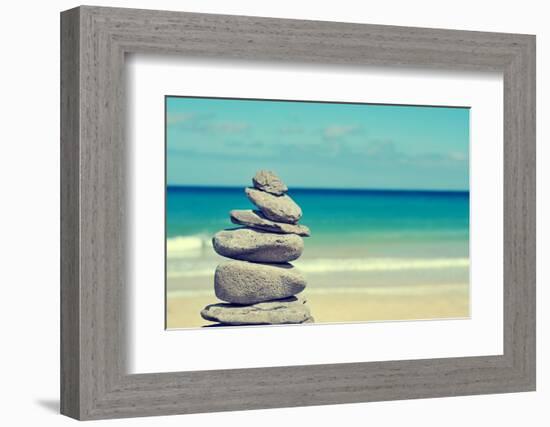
[201,297,313,325]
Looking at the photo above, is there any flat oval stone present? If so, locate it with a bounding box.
[230,210,310,237]
[213,228,303,263]
[245,188,302,224]
[214,260,306,304]
[201,297,313,325]
[252,170,288,195]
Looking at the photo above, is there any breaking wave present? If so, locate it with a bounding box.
[166,235,212,258]
[166,256,469,278]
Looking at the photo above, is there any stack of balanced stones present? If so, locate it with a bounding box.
[200,170,313,326]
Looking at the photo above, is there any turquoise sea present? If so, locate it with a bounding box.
[166,186,469,293]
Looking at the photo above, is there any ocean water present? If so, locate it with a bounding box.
[166,186,469,292]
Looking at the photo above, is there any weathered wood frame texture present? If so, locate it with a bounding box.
[60,5,536,420]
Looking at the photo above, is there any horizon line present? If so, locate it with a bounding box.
[166,184,469,194]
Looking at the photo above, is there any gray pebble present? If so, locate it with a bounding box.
[201,296,313,325]
[213,228,303,263]
[245,187,302,224]
[252,170,288,195]
[214,260,306,304]
[230,210,310,236]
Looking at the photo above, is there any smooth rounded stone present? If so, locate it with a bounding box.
[245,188,302,224]
[201,297,313,325]
[214,260,306,304]
[230,210,311,237]
[252,170,288,195]
[213,228,303,263]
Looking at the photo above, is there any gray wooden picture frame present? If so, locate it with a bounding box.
[60,5,536,420]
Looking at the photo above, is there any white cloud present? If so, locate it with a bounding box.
[207,121,249,133]
[323,124,360,139]
[448,151,467,161]
[166,112,196,125]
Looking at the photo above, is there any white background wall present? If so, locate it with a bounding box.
[0,0,546,425]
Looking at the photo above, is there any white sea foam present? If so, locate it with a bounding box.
[166,257,469,278]
[167,282,468,298]
[295,257,469,273]
[166,235,212,258]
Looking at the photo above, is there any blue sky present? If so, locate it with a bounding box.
[166,96,469,191]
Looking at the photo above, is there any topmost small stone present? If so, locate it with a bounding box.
[252,170,288,196]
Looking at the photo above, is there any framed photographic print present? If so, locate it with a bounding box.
[61,5,536,420]
[165,97,471,330]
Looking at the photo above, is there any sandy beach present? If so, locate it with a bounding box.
[166,282,469,329]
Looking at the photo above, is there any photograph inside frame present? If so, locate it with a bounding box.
[165,96,470,329]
